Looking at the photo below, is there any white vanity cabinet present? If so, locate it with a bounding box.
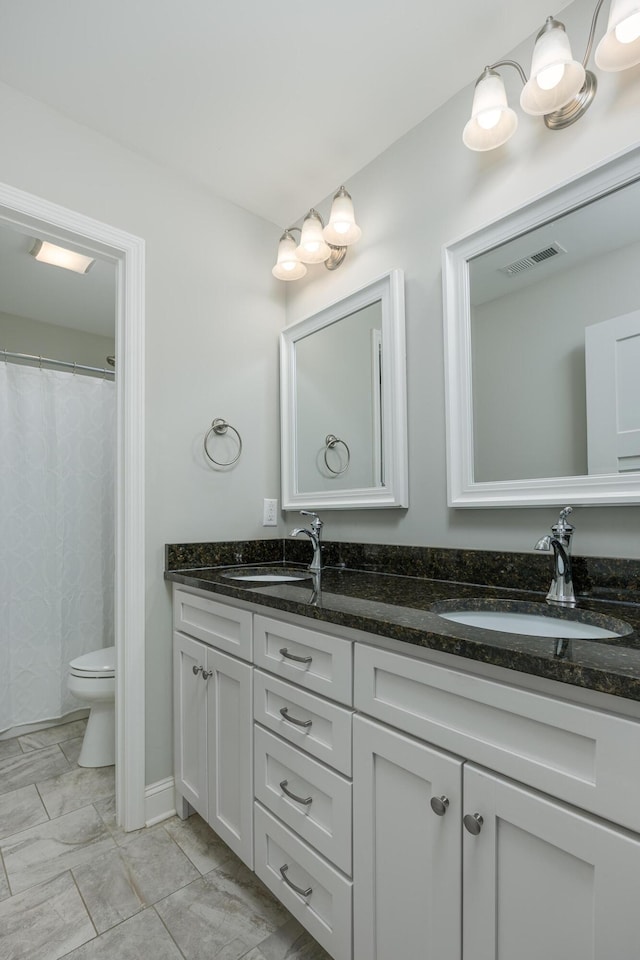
[173,588,253,868]
[353,642,640,960]
[353,715,463,960]
[171,582,640,960]
[252,614,355,960]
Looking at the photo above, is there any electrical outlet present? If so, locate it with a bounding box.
[263,498,278,526]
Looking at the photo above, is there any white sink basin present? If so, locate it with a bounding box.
[222,567,312,584]
[227,573,309,583]
[437,608,625,640]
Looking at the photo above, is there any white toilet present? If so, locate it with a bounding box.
[68,646,116,767]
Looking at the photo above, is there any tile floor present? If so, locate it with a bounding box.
[0,720,331,960]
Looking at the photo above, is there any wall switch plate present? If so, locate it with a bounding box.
[263,498,278,526]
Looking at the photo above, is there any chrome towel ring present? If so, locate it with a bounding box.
[204,418,242,467]
[324,434,350,476]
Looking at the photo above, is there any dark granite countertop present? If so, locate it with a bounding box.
[165,557,640,703]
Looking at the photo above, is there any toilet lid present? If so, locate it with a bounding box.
[70,646,115,677]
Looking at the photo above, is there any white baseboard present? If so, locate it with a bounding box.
[144,777,177,826]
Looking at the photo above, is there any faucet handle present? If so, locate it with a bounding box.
[553,505,574,536]
[300,510,323,529]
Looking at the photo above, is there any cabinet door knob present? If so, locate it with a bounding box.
[280,779,313,806]
[430,795,450,817]
[279,707,313,728]
[192,665,203,676]
[201,669,213,679]
[463,813,484,836]
[280,647,313,665]
[279,863,312,899]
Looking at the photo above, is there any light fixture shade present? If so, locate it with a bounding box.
[296,210,331,263]
[30,239,95,274]
[323,187,362,246]
[595,0,640,70]
[520,19,586,115]
[272,230,307,281]
[463,70,518,151]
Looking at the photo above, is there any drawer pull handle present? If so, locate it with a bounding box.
[430,795,450,817]
[279,863,312,898]
[463,813,484,836]
[280,707,312,728]
[280,779,313,806]
[280,647,313,665]
[192,665,203,676]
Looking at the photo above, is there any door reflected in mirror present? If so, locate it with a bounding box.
[281,270,408,510]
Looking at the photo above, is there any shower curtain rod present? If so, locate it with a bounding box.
[1,349,115,379]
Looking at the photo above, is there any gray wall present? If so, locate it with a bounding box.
[284,0,640,561]
[0,78,286,784]
[0,311,116,370]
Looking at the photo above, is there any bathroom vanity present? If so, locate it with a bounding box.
[167,549,640,960]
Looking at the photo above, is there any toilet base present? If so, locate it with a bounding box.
[78,701,115,767]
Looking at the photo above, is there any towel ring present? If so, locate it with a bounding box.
[324,434,350,476]
[204,418,242,467]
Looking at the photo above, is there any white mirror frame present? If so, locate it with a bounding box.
[281,269,408,510]
[443,145,640,508]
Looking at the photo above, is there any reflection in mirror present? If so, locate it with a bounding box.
[295,300,382,492]
[281,270,408,510]
[443,146,640,507]
[469,180,640,483]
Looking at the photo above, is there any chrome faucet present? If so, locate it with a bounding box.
[290,510,323,573]
[534,506,576,606]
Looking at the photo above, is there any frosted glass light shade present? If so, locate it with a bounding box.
[463,70,518,151]
[323,187,362,245]
[30,239,95,274]
[520,20,586,115]
[297,210,331,263]
[272,231,307,281]
[595,0,640,70]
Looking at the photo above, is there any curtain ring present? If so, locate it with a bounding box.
[204,418,242,467]
[324,434,350,475]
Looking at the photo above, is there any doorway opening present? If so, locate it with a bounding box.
[0,181,146,830]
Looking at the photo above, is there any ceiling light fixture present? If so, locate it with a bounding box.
[30,239,96,274]
[463,0,640,151]
[272,186,361,281]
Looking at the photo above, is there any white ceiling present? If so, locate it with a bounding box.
[0,0,574,335]
[0,0,571,227]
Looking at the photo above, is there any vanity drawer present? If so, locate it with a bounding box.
[254,614,353,705]
[254,802,352,960]
[254,725,352,874]
[173,587,252,661]
[355,643,640,832]
[254,670,353,776]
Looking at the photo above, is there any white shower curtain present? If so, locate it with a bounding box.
[0,362,115,734]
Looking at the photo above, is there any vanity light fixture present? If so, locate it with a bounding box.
[29,239,96,274]
[463,0,640,151]
[272,186,361,281]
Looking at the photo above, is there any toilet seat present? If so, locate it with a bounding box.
[69,646,115,679]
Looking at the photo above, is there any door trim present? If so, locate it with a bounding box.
[0,181,146,830]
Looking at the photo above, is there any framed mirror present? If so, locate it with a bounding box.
[280,269,408,510]
[443,146,640,508]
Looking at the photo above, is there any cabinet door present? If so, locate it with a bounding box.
[205,646,254,869]
[173,632,208,819]
[353,715,463,960]
[463,764,640,960]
